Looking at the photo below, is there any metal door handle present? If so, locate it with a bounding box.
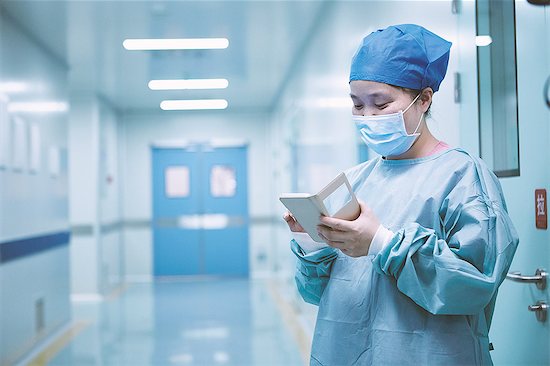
[506,268,547,290]
[545,76,550,109]
[527,0,550,5]
[528,301,548,323]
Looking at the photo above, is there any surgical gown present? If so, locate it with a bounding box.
[291,148,519,366]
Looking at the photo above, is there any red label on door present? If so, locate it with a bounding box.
[535,189,547,230]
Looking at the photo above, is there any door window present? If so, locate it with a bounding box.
[165,166,190,198]
[476,0,520,177]
[210,165,236,197]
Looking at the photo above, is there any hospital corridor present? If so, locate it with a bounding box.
[0,1,549,365]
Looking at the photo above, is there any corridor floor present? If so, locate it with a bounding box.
[46,279,304,366]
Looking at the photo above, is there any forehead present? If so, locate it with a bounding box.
[349,80,401,99]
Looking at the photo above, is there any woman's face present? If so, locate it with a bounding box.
[350,80,423,134]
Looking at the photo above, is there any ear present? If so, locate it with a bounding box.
[419,88,433,113]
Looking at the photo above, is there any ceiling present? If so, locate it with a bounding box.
[2,0,327,114]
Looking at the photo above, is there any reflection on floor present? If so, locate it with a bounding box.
[46,279,305,366]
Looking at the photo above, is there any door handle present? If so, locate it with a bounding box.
[527,0,550,5]
[506,268,547,290]
[528,301,548,323]
[545,76,550,109]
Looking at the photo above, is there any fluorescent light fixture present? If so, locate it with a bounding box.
[149,79,229,90]
[316,97,352,108]
[213,351,229,364]
[123,38,229,50]
[182,327,229,340]
[169,353,193,364]
[8,101,69,113]
[476,35,493,47]
[160,99,228,111]
[301,97,351,109]
[0,82,28,94]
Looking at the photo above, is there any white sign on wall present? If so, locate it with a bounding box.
[29,123,41,173]
[48,146,60,178]
[12,116,28,172]
[0,95,9,168]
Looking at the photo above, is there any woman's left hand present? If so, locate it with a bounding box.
[317,200,380,257]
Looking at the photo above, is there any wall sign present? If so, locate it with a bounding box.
[12,116,28,172]
[0,95,9,168]
[535,189,547,230]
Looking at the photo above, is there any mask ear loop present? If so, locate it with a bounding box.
[404,93,424,136]
[411,113,424,135]
[403,93,422,114]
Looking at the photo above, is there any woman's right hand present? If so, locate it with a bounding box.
[283,211,306,233]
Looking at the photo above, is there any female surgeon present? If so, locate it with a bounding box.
[283,24,519,365]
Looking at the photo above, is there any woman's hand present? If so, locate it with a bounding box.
[283,211,306,233]
[317,200,380,257]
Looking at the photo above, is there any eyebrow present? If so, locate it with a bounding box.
[350,92,391,99]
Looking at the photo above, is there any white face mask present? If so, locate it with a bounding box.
[352,94,423,157]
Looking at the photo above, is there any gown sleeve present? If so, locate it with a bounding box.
[290,238,338,306]
[372,163,520,315]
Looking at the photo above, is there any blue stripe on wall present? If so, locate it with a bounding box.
[0,231,71,264]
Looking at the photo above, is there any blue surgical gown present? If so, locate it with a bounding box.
[291,148,519,366]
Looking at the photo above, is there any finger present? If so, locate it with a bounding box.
[324,238,347,250]
[357,200,371,216]
[317,226,352,242]
[319,215,352,231]
[316,231,345,247]
[283,212,295,222]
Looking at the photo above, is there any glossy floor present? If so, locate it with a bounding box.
[47,279,304,366]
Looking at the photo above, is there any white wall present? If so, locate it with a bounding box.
[0,7,70,364]
[69,95,123,297]
[99,101,123,293]
[120,111,272,280]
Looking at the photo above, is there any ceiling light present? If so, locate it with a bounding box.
[160,99,228,111]
[0,82,29,94]
[123,38,229,50]
[169,353,193,364]
[8,101,69,113]
[316,97,352,108]
[475,35,493,47]
[149,79,229,90]
[213,351,229,364]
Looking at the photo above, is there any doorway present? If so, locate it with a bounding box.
[151,143,249,277]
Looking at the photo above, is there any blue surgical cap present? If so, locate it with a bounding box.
[349,24,452,92]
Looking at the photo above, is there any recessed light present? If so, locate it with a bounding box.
[8,101,69,113]
[149,79,229,90]
[160,99,228,111]
[0,82,29,93]
[123,38,229,50]
[475,35,492,47]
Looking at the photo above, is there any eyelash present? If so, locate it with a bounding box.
[353,102,390,110]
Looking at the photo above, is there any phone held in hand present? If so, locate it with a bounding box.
[279,172,360,243]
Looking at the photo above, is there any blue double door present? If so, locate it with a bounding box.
[152,144,249,277]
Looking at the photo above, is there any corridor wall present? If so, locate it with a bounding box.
[0,6,70,364]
